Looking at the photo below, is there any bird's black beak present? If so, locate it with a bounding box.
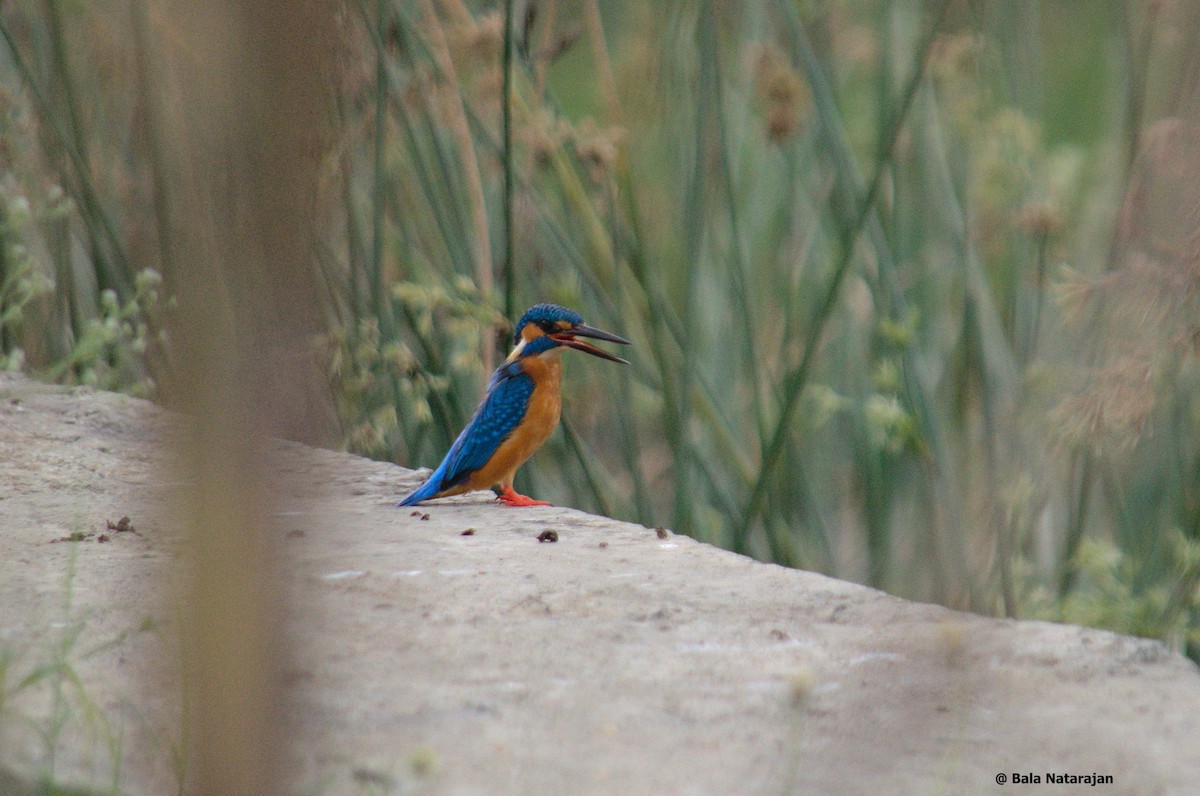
[551,324,631,364]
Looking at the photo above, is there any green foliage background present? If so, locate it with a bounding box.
[1,0,1198,657]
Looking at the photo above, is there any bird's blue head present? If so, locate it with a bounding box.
[513,304,583,345]
[508,303,631,364]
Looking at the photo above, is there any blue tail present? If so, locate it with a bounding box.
[397,474,442,507]
[400,463,451,506]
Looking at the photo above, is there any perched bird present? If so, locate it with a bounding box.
[398,303,630,507]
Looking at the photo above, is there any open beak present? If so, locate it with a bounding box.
[551,324,631,364]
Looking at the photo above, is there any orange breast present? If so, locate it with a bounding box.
[460,355,562,492]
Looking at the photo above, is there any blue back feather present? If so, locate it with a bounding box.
[398,360,535,505]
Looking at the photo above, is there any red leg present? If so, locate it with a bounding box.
[497,486,550,507]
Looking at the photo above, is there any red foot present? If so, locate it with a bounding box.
[497,487,551,507]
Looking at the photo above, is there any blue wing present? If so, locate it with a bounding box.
[398,362,534,506]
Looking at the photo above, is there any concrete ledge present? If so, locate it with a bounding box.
[2,373,1198,794]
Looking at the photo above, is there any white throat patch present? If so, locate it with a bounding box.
[505,338,527,362]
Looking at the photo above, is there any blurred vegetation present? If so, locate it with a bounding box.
[0,546,165,795]
[1,0,1198,658]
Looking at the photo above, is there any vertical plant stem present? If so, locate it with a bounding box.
[1060,450,1094,597]
[340,146,364,328]
[130,0,174,286]
[43,0,118,300]
[419,0,496,374]
[999,511,1019,619]
[672,1,718,538]
[532,0,559,99]
[583,0,619,121]
[711,39,767,445]
[606,180,651,522]
[0,12,131,300]
[370,0,392,340]
[503,0,517,322]
[1120,3,1159,172]
[1023,231,1049,362]
[561,413,615,517]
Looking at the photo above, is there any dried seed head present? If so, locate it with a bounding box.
[1049,354,1156,453]
[930,34,984,83]
[753,44,809,142]
[469,12,504,58]
[1016,202,1065,238]
[574,119,624,180]
[766,106,796,142]
[522,109,566,166]
[1052,265,1099,324]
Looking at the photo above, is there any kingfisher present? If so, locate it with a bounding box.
[398,303,630,508]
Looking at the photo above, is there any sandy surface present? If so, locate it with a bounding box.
[2,372,1200,795]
